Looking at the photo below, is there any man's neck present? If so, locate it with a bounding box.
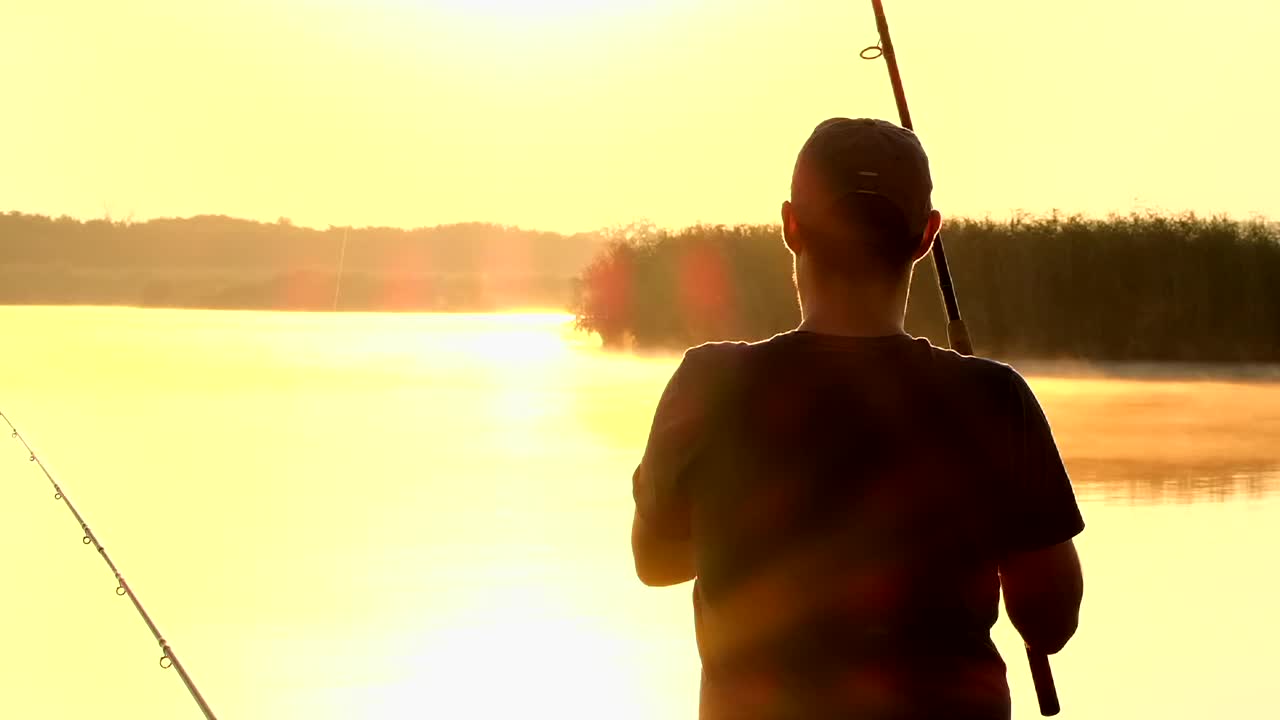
[796,283,907,338]
[797,312,905,338]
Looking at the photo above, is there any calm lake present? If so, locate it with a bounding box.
[1,307,1278,719]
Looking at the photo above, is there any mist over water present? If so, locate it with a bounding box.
[1,308,1276,719]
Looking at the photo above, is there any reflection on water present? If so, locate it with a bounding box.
[1,308,1278,720]
[1006,371,1280,504]
[1070,459,1279,504]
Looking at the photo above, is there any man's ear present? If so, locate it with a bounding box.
[912,209,943,262]
[781,200,803,256]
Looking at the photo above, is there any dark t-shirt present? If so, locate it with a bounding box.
[633,331,1084,720]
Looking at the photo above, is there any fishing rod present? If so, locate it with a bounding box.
[1,411,218,720]
[860,2,1061,716]
[860,0,971,357]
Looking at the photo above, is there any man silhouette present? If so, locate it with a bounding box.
[631,118,1084,720]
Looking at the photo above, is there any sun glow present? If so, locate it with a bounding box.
[431,0,643,25]
[372,603,663,720]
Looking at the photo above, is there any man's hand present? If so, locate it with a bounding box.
[1000,539,1083,654]
[631,508,695,587]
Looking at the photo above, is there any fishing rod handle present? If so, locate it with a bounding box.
[1026,645,1061,716]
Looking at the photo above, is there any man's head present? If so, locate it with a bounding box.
[782,118,942,285]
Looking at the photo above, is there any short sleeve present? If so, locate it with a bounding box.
[998,370,1085,555]
[632,347,715,539]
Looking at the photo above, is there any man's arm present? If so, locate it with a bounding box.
[998,370,1086,654]
[630,347,717,587]
[1000,539,1083,654]
[631,507,695,587]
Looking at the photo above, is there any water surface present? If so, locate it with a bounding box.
[1,308,1277,719]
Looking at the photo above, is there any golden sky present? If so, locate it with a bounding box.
[3,0,1276,233]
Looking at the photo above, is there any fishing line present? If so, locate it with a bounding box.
[1,411,218,720]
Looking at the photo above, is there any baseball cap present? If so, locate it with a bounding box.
[790,118,933,237]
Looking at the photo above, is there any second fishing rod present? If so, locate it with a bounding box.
[863,0,1061,716]
[2,411,218,720]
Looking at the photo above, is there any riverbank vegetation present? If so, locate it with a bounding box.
[570,214,1280,362]
[6,210,1278,362]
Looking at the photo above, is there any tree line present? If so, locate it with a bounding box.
[6,210,1278,362]
[570,215,1280,362]
[0,212,600,311]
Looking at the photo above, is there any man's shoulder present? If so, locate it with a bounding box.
[917,339,1019,381]
[671,336,781,398]
[913,341,1050,420]
[680,333,1029,393]
[683,338,755,358]
[679,338,756,368]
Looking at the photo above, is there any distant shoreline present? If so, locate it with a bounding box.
[0,213,600,312]
[7,211,1279,364]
